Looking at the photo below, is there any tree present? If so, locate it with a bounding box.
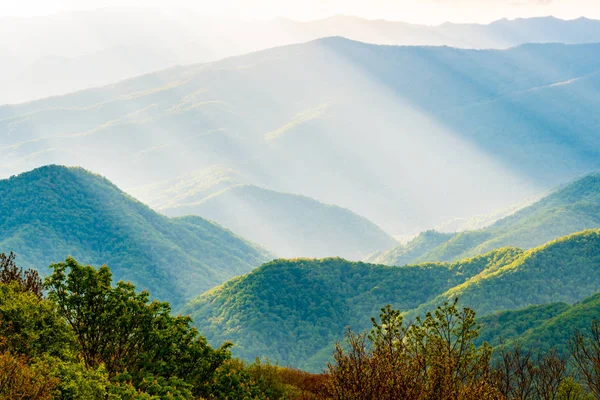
[493,345,537,400]
[45,257,232,398]
[0,252,43,299]
[0,281,73,359]
[326,300,500,400]
[535,350,568,400]
[569,319,600,398]
[407,299,498,400]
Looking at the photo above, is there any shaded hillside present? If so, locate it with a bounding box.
[477,292,600,355]
[0,165,272,307]
[4,40,600,233]
[187,230,600,370]
[163,184,397,259]
[185,249,522,371]
[374,174,600,265]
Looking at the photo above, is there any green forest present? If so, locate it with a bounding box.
[5,15,600,399]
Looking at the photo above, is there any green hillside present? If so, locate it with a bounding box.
[187,229,600,371]
[163,184,397,259]
[374,173,600,265]
[185,249,522,371]
[0,165,272,307]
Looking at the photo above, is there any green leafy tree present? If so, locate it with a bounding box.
[45,257,233,398]
[0,282,73,359]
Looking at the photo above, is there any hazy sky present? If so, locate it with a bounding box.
[2,0,600,24]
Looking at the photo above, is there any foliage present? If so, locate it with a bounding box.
[569,319,600,398]
[45,357,111,400]
[492,346,568,400]
[45,257,233,398]
[0,349,59,399]
[477,292,600,356]
[0,253,326,399]
[0,282,73,360]
[244,359,329,400]
[326,301,498,399]
[409,229,600,319]
[0,251,43,299]
[190,229,600,370]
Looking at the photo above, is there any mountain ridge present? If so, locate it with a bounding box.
[0,165,273,307]
[162,183,397,259]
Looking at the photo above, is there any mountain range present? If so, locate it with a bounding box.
[3,9,600,396]
[4,10,600,103]
[3,39,600,237]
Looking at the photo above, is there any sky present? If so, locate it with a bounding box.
[2,0,600,24]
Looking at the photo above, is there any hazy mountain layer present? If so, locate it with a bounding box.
[162,184,397,259]
[3,40,600,233]
[0,165,272,307]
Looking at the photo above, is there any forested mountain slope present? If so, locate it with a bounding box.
[372,173,600,265]
[4,40,600,233]
[0,165,272,307]
[163,184,396,259]
[187,230,600,371]
[185,249,523,370]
